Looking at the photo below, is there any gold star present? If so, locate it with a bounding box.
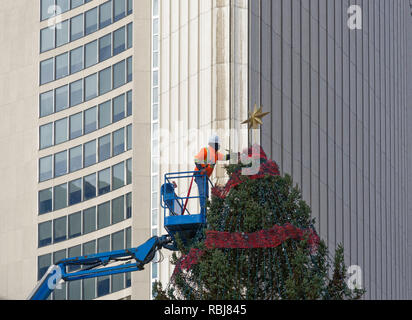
[241,104,270,129]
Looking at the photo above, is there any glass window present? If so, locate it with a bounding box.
[68,280,81,300]
[53,249,67,265]
[153,70,158,87]
[127,125,132,151]
[98,235,110,253]
[113,60,125,89]
[153,103,158,121]
[98,202,110,229]
[85,40,98,68]
[55,85,68,112]
[68,245,81,272]
[99,34,112,62]
[56,20,69,47]
[39,156,53,182]
[70,112,82,140]
[53,249,67,299]
[54,150,67,177]
[127,56,132,82]
[83,207,96,234]
[70,79,83,107]
[112,196,124,224]
[127,22,133,49]
[83,240,96,255]
[97,275,110,297]
[40,123,53,149]
[54,183,67,211]
[40,90,54,117]
[126,193,132,219]
[153,18,159,35]
[69,145,82,172]
[126,158,132,184]
[39,188,52,215]
[83,278,96,300]
[98,168,110,195]
[41,27,54,52]
[113,128,124,156]
[85,7,98,35]
[84,73,97,101]
[70,14,84,41]
[127,0,133,14]
[126,227,131,248]
[113,27,125,55]
[53,216,67,243]
[55,52,68,80]
[56,0,70,13]
[40,58,54,85]
[112,274,124,293]
[99,134,111,162]
[153,87,159,104]
[68,212,81,239]
[55,118,68,145]
[41,0,55,21]
[99,0,112,29]
[99,101,111,128]
[112,162,124,190]
[71,0,84,9]
[84,173,96,200]
[113,94,125,122]
[69,178,82,206]
[39,221,52,247]
[114,0,125,22]
[84,106,97,134]
[70,47,83,74]
[153,0,159,15]
[38,253,52,281]
[126,90,132,116]
[99,67,111,95]
[84,140,96,167]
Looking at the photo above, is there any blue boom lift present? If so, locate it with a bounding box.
[28,172,210,300]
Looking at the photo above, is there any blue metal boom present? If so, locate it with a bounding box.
[28,235,173,300]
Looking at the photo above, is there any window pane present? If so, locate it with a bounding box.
[113,128,124,156]
[112,274,124,293]
[113,94,125,122]
[40,90,54,117]
[99,0,112,29]
[85,7,98,35]
[40,123,53,149]
[113,27,125,55]
[54,216,67,243]
[127,22,133,49]
[69,145,82,172]
[84,73,97,101]
[56,0,70,13]
[98,202,110,229]
[99,134,111,161]
[41,27,54,52]
[153,0,158,16]
[127,125,132,151]
[53,249,68,298]
[98,235,110,253]
[38,253,52,281]
[112,196,124,224]
[84,173,96,200]
[39,156,53,182]
[55,118,68,145]
[68,280,81,300]
[114,0,125,22]
[112,162,124,190]
[55,85,68,112]
[54,150,67,177]
[99,101,111,128]
[70,14,84,41]
[113,60,125,89]
[99,34,112,62]
[97,276,110,297]
[40,58,54,85]
[39,188,52,214]
[83,278,96,300]
[153,18,159,35]
[83,207,96,234]
[70,47,83,74]
[70,80,83,107]
[41,0,54,21]
[84,140,96,167]
[84,106,97,134]
[83,240,96,255]
[56,20,69,47]
[85,40,98,68]
[68,212,81,239]
[69,178,82,206]
[68,245,81,272]
[126,90,132,116]
[39,221,52,247]
[126,227,131,248]
[126,193,132,219]
[98,168,111,195]
[127,57,132,82]
[127,0,133,14]
[126,158,132,184]
[153,52,158,68]
[55,52,68,80]
[54,183,67,211]
[70,112,82,140]
[71,0,84,9]
[99,67,111,95]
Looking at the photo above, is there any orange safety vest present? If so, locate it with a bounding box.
[194,146,225,177]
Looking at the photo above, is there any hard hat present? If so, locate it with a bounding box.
[208,134,220,146]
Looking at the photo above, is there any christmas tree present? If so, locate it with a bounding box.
[153,145,365,300]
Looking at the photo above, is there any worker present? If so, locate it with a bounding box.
[194,134,230,215]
